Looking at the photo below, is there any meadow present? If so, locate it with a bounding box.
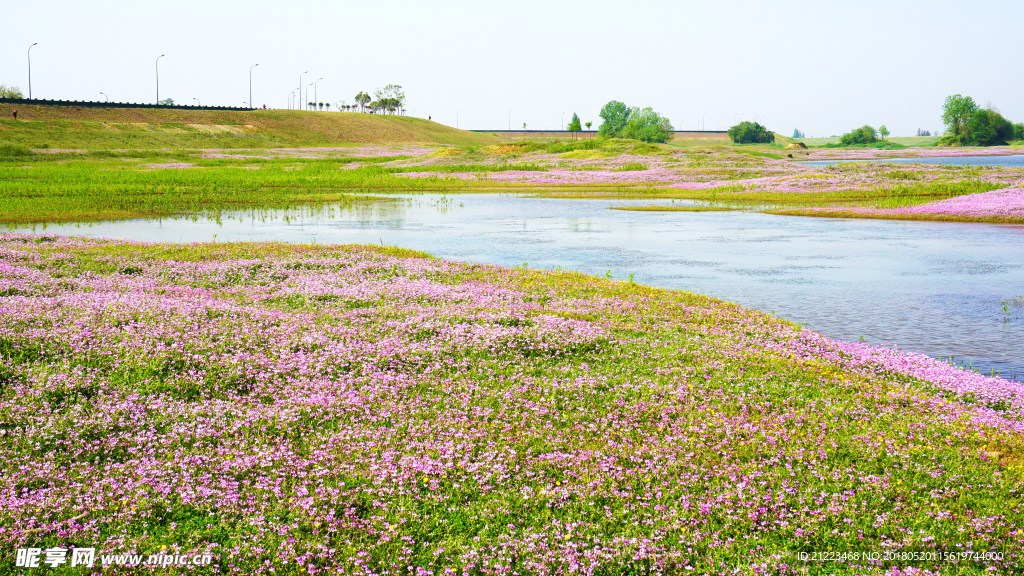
[3,135,1023,225]
[2,233,1022,575]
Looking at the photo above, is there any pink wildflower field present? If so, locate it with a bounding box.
[1,233,1022,574]
[796,187,1024,221]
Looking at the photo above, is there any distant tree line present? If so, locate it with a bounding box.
[792,129,805,138]
[728,121,774,144]
[598,101,674,143]
[336,86,406,115]
[941,94,1023,146]
[916,129,932,137]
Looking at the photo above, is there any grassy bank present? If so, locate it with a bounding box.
[0,105,501,149]
[1,234,1021,574]
[2,140,1021,226]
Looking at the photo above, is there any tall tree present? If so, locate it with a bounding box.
[598,101,631,137]
[567,112,582,139]
[879,125,890,139]
[355,91,371,112]
[942,94,978,141]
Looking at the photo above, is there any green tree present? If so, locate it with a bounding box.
[964,108,1014,146]
[567,112,582,139]
[158,98,174,106]
[879,125,890,139]
[941,94,978,142]
[727,121,775,144]
[598,100,631,137]
[1014,123,1024,141]
[585,121,592,132]
[622,107,673,143]
[355,91,371,112]
[0,84,24,99]
[373,85,405,115]
[839,125,877,145]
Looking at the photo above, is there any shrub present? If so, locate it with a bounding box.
[727,121,774,144]
[598,102,673,143]
[0,145,34,158]
[545,139,601,154]
[621,108,673,143]
[1014,123,1024,141]
[839,125,877,145]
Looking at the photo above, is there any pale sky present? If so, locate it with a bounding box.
[3,0,1022,137]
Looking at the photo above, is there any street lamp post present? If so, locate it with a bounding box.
[305,82,314,110]
[155,54,166,103]
[193,98,200,107]
[27,43,38,99]
[297,71,308,109]
[249,64,259,110]
[314,78,323,109]
[100,92,108,102]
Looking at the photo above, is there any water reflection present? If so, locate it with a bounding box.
[14,194,1024,381]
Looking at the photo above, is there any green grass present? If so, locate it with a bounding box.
[0,157,464,224]
[795,136,941,148]
[0,105,501,149]
[679,179,1004,207]
[610,162,648,172]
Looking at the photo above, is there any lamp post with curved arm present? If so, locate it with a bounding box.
[100,92,108,102]
[297,71,308,109]
[314,78,323,109]
[249,64,259,110]
[305,82,314,110]
[27,43,38,99]
[193,98,200,107]
[155,54,166,103]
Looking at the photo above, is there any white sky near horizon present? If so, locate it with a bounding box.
[2,0,1022,138]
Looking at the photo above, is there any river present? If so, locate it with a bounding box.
[16,193,1024,381]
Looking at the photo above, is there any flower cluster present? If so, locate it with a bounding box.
[1,233,1022,575]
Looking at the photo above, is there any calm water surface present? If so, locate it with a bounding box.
[18,194,1024,380]
[800,154,1024,167]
